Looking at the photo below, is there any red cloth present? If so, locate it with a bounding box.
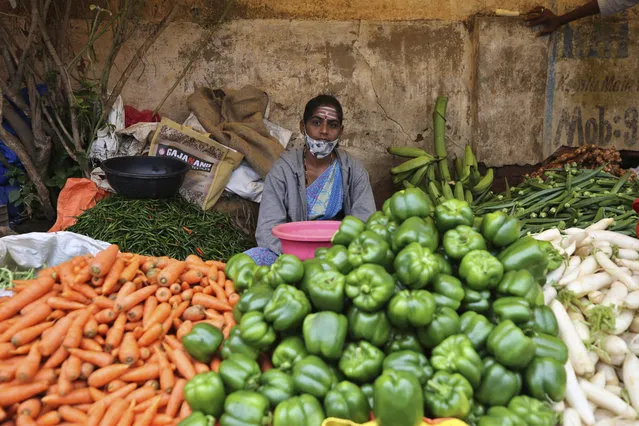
[124,105,160,128]
[633,198,639,237]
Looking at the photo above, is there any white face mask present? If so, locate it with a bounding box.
[305,134,339,159]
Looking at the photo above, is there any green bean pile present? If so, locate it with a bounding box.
[67,195,254,261]
[474,165,639,236]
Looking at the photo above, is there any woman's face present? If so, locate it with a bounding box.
[301,105,343,142]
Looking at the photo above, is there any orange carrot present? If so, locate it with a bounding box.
[158,261,186,287]
[73,266,92,286]
[210,356,221,373]
[178,270,202,285]
[194,361,209,374]
[94,309,116,324]
[165,378,186,417]
[39,313,77,357]
[104,313,126,352]
[176,320,193,340]
[96,325,109,337]
[60,289,91,305]
[169,283,182,295]
[114,281,136,306]
[11,322,54,347]
[63,309,91,349]
[98,383,136,405]
[154,288,170,303]
[41,388,93,407]
[143,303,171,331]
[228,292,240,307]
[0,304,52,343]
[125,305,143,322]
[179,400,192,419]
[135,394,162,425]
[0,342,12,359]
[106,380,126,393]
[68,348,114,368]
[137,323,163,347]
[92,296,114,310]
[57,370,72,397]
[35,410,62,425]
[124,386,156,405]
[47,298,86,311]
[86,400,107,426]
[185,254,205,265]
[222,324,233,339]
[97,398,128,426]
[191,293,232,312]
[115,400,135,426]
[165,346,195,380]
[16,414,37,426]
[139,347,151,361]
[80,362,95,380]
[46,310,65,321]
[79,338,103,353]
[132,327,144,340]
[83,316,98,338]
[124,321,142,331]
[87,364,129,388]
[0,381,48,405]
[62,355,82,382]
[33,368,56,384]
[18,398,41,417]
[74,283,99,301]
[154,346,174,393]
[37,266,58,280]
[119,255,140,285]
[101,258,125,296]
[119,364,159,382]
[58,405,88,424]
[141,297,157,330]
[90,245,119,278]
[161,335,181,350]
[181,289,194,302]
[0,277,55,322]
[223,311,236,328]
[42,346,68,369]
[118,333,139,365]
[116,286,158,313]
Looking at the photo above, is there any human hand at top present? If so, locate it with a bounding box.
[524,6,563,35]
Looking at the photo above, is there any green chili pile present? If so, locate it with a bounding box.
[474,165,639,236]
[67,195,254,261]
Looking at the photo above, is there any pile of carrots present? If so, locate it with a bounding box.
[0,244,242,426]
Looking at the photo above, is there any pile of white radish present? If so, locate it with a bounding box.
[535,218,639,426]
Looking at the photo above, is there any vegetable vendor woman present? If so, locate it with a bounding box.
[245,95,376,265]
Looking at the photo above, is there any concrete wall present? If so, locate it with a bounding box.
[53,2,639,204]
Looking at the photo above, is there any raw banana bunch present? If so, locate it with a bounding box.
[388,147,437,188]
[452,144,494,197]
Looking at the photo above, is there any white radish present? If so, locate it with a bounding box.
[623,352,639,415]
[565,241,577,257]
[543,286,557,304]
[588,291,606,304]
[547,262,567,284]
[578,256,599,277]
[620,333,639,356]
[614,310,634,335]
[574,320,591,342]
[552,401,565,412]
[617,249,639,260]
[587,218,615,232]
[579,378,637,418]
[575,246,592,257]
[617,258,639,272]
[588,351,600,367]
[604,384,622,396]
[551,300,595,376]
[567,273,615,297]
[595,251,638,290]
[596,363,620,385]
[536,228,562,241]
[624,291,639,309]
[590,230,639,251]
[565,362,596,425]
[601,282,628,308]
[591,371,607,388]
[603,335,629,366]
[563,408,582,426]
[631,316,639,333]
[560,257,583,285]
[566,227,587,235]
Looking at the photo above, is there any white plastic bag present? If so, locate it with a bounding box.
[88,96,125,164]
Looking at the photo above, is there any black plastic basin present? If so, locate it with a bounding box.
[101,156,190,199]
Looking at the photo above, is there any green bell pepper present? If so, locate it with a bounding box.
[493,297,532,325]
[219,391,272,426]
[273,394,325,426]
[220,326,259,360]
[345,264,395,312]
[385,187,434,222]
[532,333,568,363]
[423,371,473,419]
[487,320,536,370]
[460,311,494,350]
[478,407,527,426]
[348,230,391,267]
[181,322,223,364]
[315,244,353,275]
[527,305,559,337]
[382,350,433,385]
[332,216,366,246]
[385,330,423,354]
[292,355,337,399]
[236,284,274,317]
[498,236,549,279]
[218,353,261,392]
[459,250,504,291]
[466,401,486,426]
[432,274,465,310]
[538,240,563,272]
[239,311,276,350]
[339,341,385,382]
[387,289,436,328]
[497,270,540,305]
[434,253,453,275]
[373,370,424,426]
[347,306,391,347]
[366,211,399,244]
[361,383,374,410]
[476,357,522,406]
[442,225,486,260]
[431,334,484,388]
[303,311,348,361]
[257,368,295,408]
[417,306,461,349]
[434,199,474,232]
[391,217,439,253]
[254,254,305,287]
[525,357,566,402]
[263,284,311,331]
[272,336,308,372]
[480,211,521,247]
[324,381,371,424]
[226,253,257,291]
[183,371,226,417]
[394,242,441,289]
[461,289,491,313]
[304,268,345,312]
[178,412,215,426]
[508,395,558,426]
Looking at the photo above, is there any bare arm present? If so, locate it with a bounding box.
[525,1,601,35]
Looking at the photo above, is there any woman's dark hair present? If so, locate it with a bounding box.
[303,95,343,124]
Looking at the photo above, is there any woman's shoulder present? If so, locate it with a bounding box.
[337,149,366,173]
[269,148,303,176]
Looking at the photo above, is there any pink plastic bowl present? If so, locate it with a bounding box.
[272,221,341,260]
